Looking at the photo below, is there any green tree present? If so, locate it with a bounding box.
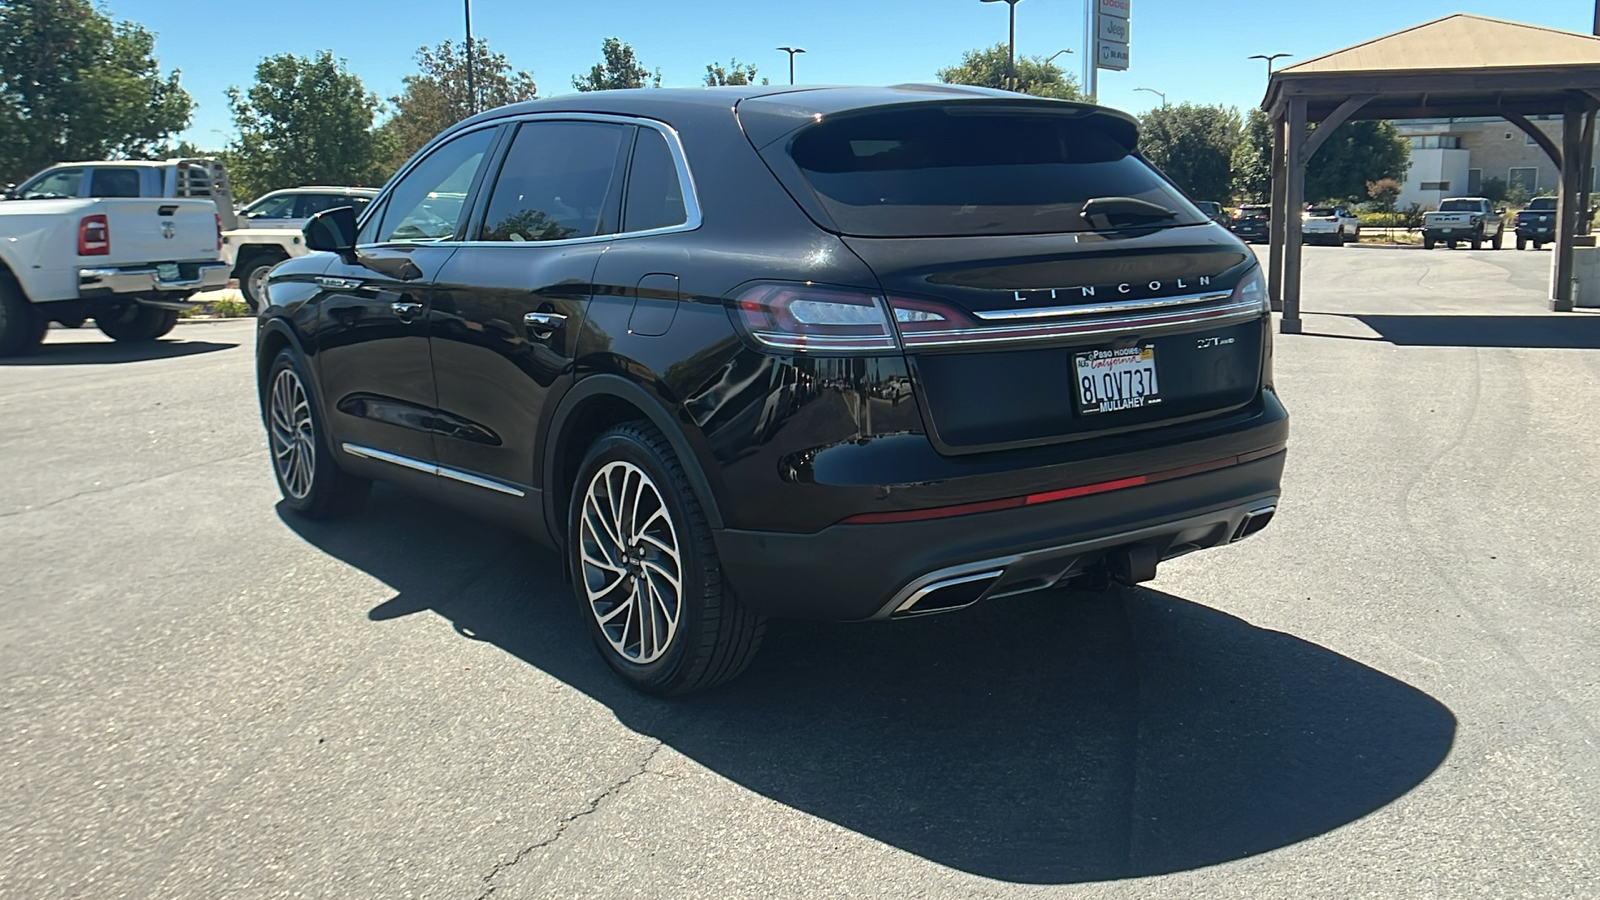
[936,44,1082,99]
[705,58,765,86]
[381,38,537,169]
[0,0,193,184]
[226,51,391,199]
[1138,103,1242,203]
[1366,177,1403,213]
[573,38,659,91]
[1231,108,1273,203]
[1305,120,1410,203]
[1479,175,1507,204]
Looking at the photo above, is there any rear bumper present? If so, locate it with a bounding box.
[78,262,230,300]
[713,449,1286,622]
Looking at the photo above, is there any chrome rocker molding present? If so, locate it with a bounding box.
[341,443,527,498]
[871,496,1280,620]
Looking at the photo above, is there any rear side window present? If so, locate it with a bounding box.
[623,128,688,233]
[479,121,629,242]
[88,168,143,197]
[785,106,1204,237]
[246,193,297,219]
[296,193,348,218]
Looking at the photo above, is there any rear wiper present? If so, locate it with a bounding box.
[1080,196,1180,228]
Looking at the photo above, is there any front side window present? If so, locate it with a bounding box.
[246,193,298,219]
[21,167,84,200]
[623,127,689,233]
[377,128,495,243]
[479,121,629,243]
[88,168,144,198]
[785,106,1205,237]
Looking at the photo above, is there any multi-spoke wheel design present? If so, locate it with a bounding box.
[579,460,683,665]
[269,367,315,500]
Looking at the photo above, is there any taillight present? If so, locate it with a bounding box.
[78,215,109,256]
[886,295,981,348]
[215,212,222,250]
[1232,266,1268,313]
[730,283,898,353]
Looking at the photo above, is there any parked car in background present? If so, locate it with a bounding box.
[0,194,227,355]
[225,187,379,309]
[1232,204,1270,243]
[258,86,1285,695]
[6,158,237,229]
[1422,197,1505,250]
[1194,201,1230,228]
[1514,196,1557,250]
[1301,205,1360,245]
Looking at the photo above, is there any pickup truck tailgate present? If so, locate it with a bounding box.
[93,199,221,265]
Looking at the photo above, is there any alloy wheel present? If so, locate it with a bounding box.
[248,266,271,305]
[269,367,315,500]
[579,461,683,664]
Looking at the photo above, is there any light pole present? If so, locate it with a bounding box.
[464,0,477,116]
[1248,53,1292,80]
[981,0,1023,91]
[776,47,806,85]
[1134,87,1166,107]
[1045,48,1073,65]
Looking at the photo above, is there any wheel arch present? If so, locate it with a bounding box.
[255,316,323,424]
[232,243,292,277]
[544,374,725,548]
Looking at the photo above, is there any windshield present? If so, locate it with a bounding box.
[1306,207,1336,217]
[785,106,1205,237]
[1438,200,1483,212]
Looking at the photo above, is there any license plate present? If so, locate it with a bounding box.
[1074,345,1160,415]
[156,263,180,282]
[1441,228,1453,233]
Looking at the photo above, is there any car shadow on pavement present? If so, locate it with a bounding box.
[0,338,238,365]
[281,486,1457,885]
[1310,313,1600,349]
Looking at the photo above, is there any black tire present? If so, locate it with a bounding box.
[1470,233,1482,251]
[0,279,46,356]
[1490,227,1503,250]
[568,420,765,696]
[1424,236,1435,250]
[1535,241,1544,250]
[264,349,370,519]
[239,256,281,312]
[96,304,178,342]
[1517,236,1527,250]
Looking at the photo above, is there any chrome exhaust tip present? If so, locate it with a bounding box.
[891,570,1004,618]
[1232,505,1277,542]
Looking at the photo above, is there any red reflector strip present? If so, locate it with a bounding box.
[840,443,1286,526]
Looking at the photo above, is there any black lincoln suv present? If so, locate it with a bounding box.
[257,85,1287,695]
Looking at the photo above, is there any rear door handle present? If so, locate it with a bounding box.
[524,311,567,338]
[391,301,425,320]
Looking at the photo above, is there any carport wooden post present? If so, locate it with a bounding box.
[1280,98,1307,334]
[1554,103,1583,312]
[1268,115,1288,311]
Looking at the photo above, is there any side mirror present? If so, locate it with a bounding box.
[304,206,357,254]
[2,184,17,200]
[1496,207,1507,215]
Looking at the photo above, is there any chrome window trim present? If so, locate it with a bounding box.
[971,290,1233,321]
[341,443,527,498]
[364,113,704,252]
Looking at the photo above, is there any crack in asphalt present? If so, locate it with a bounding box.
[0,449,265,519]
[473,742,665,899]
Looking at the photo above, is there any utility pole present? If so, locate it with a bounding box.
[981,0,1023,91]
[776,47,806,85]
[464,0,477,116]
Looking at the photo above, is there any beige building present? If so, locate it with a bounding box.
[1393,116,1588,209]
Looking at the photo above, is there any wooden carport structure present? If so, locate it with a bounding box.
[1264,14,1600,332]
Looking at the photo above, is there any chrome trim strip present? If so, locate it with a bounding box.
[437,466,527,498]
[316,276,364,291]
[892,570,1004,617]
[868,496,1280,621]
[340,443,526,498]
[972,290,1232,321]
[903,297,1264,349]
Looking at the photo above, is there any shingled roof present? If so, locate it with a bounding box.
[1279,13,1600,75]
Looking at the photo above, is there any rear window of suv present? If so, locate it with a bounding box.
[785,106,1205,237]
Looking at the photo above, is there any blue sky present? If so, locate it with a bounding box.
[106,0,1600,147]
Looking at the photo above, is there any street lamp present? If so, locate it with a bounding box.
[1045,48,1073,65]
[1134,87,1167,107]
[776,46,806,85]
[464,0,477,115]
[1248,53,1292,79]
[980,0,1023,91]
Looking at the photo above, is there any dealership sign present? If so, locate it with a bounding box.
[1096,0,1130,71]
[1098,0,1130,19]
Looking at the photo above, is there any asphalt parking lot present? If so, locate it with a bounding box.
[2,245,1597,899]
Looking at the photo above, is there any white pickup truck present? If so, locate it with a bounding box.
[0,196,229,356]
[1422,197,1507,250]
